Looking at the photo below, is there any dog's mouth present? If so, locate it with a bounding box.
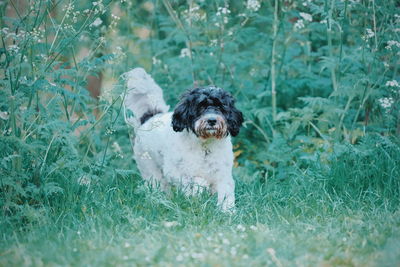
[205,127,217,133]
[195,116,227,139]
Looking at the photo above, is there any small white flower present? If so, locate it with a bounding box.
[378,97,394,109]
[179,48,191,58]
[299,12,312,22]
[152,56,161,65]
[386,40,400,50]
[124,242,131,248]
[217,7,230,16]
[230,247,237,256]
[8,44,19,54]
[0,111,9,120]
[365,28,374,38]
[222,238,230,245]
[294,19,305,30]
[78,175,91,186]
[163,221,179,228]
[386,80,399,88]
[236,224,246,232]
[91,18,102,27]
[250,225,257,230]
[111,141,122,154]
[176,254,184,261]
[246,0,261,12]
[191,252,204,259]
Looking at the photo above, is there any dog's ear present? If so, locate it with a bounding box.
[172,98,190,132]
[224,93,243,137]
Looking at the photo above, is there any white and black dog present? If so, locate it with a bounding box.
[123,68,243,211]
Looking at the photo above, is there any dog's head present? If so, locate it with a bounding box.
[172,86,243,139]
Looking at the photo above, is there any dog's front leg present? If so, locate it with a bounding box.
[215,176,235,212]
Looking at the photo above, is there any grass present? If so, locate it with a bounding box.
[1,139,399,266]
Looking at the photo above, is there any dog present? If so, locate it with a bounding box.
[123,68,243,211]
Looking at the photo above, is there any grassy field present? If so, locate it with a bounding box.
[1,138,399,266]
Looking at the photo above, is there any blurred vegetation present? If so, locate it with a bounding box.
[0,0,399,264]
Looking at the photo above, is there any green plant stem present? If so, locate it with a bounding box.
[327,0,338,92]
[271,0,279,122]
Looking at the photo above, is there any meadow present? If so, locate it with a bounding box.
[1,0,399,266]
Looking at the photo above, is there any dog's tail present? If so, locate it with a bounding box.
[122,68,169,128]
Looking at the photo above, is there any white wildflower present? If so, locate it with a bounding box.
[191,252,204,259]
[1,27,9,35]
[230,247,237,256]
[91,18,103,27]
[243,254,249,259]
[152,56,161,65]
[386,80,399,88]
[176,254,184,261]
[217,7,230,16]
[236,224,246,232]
[163,221,179,228]
[8,44,19,54]
[386,40,400,50]
[0,111,9,120]
[78,175,91,186]
[299,12,312,22]
[182,4,206,23]
[250,225,257,230]
[179,48,191,58]
[124,242,130,248]
[246,0,261,12]
[294,19,305,30]
[395,14,400,24]
[111,141,123,158]
[365,28,374,38]
[378,97,394,109]
[222,238,230,245]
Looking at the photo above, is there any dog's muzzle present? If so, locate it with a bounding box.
[195,113,228,139]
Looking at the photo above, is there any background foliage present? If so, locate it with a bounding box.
[0,0,399,265]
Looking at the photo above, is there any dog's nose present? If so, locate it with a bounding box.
[207,118,217,126]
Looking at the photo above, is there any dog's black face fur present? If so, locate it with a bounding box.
[172,86,243,139]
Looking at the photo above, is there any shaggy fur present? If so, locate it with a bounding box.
[123,68,243,211]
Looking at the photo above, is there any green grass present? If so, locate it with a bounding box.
[1,140,399,266]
